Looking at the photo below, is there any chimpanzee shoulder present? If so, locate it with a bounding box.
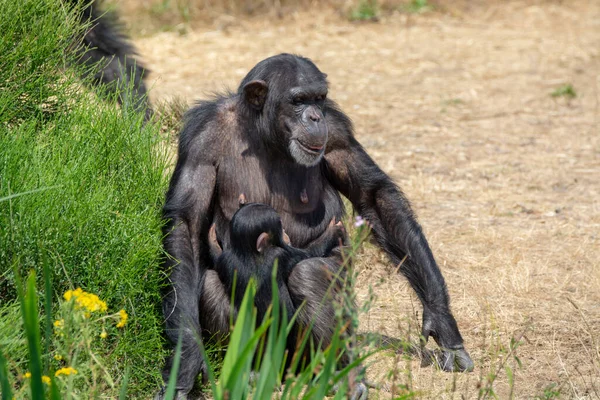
[178,95,239,163]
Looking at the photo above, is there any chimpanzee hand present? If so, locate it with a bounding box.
[207,224,222,262]
[303,218,347,258]
[420,308,474,372]
[326,217,346,245]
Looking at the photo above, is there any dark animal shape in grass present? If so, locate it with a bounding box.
[68,0,152,121]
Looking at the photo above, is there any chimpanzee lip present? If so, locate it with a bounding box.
[296,139,324,154]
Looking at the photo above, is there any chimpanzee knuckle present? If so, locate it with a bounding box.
[440,351,455,372]
[420,348,436,367]
[455,349,475,372]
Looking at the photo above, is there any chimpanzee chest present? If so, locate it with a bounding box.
[215,150,344,247]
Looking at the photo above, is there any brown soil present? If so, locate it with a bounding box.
[130,1,599,398]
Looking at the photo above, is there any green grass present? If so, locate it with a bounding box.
[550,84,576,99]
[0,0,169,397]
[0,3,375,397]
[349,0,379,21]
[404,0,433,14]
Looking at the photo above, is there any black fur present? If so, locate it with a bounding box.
[68,0,152,120]
[159,54,473,399]
[208,203,345,355]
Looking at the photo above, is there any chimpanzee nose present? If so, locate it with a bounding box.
[309,111,320,122]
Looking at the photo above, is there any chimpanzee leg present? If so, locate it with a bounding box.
[288,256,367,400]
[160,273,204,395]
[158,271,231,400]
[199,270,231,341]
[287,257,342,350]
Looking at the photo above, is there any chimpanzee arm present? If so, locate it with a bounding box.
[303,219,346,258]
[323,103,473,372]
[161,107,220,393]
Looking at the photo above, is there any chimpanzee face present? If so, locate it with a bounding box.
[240,55,330,167]
[283,84,328,167]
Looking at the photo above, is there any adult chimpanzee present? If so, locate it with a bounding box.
[68,0,152,120]
[159,53,474,399]
[205,202,347,351]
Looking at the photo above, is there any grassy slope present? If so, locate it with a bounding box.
[0,0,169,396]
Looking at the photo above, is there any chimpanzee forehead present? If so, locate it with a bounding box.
[289,83,328,97]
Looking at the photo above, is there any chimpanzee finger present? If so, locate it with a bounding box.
[207,223,222,260]
[439,348,474,372]
[282,229,291,245]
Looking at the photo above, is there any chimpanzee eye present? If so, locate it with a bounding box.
[315,95,327,105]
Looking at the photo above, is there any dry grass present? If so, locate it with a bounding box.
[124,0,599,397]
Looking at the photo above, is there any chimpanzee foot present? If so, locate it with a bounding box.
[154,387,187,400]
[154,387,205,400]
[349,381,369,400]
[330,380,368,400]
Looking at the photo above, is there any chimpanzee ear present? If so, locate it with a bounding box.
[256,232,270,253]
[243,80,268,110]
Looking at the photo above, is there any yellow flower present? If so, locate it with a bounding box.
[53,319,64,328]
[63,288,107,314]
[100,329,107,339]
[116,309,128,328]
[24,372,31,379]
[63,288,81,301]
[42,376,51,384]
[55,367,77,377]
[54,354,62,361]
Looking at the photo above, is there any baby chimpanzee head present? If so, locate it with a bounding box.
[229,203,288,255]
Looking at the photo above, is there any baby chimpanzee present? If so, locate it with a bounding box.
[207,202,345,327]
[200,202,366,398]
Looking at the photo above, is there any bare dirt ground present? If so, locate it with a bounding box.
[128,1,599,398]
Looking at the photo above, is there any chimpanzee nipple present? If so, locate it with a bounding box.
[300,189,309,204]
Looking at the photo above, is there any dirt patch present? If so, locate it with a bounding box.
[131,1,599,398]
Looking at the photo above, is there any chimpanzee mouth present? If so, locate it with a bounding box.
[295,139,324,155]
[289,139,325,167]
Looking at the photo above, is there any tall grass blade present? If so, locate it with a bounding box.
[49,377,61,400]
[253,265,286,399]
[14,270,45,399]
[118,366,131,400]
[0,186,61,203]
[42,255,53,374]
[0,348,13,400]
[163,334,183,400]
[218,281,258,399]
